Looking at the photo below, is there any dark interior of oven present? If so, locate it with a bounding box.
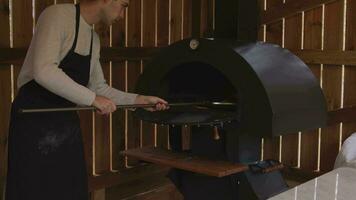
[135,61,239,127]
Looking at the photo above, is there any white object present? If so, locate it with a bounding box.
[269,167,356,200]
[334,133,356,169]
[189,39,200,50]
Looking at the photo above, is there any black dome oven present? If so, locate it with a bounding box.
[133,38,327,200]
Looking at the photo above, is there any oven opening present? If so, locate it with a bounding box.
[135,62,239,126]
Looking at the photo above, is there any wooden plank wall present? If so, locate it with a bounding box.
[3,0,356,197]
[260,0,356,174]
[0,0,213,199]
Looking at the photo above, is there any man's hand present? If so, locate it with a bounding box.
[92,95,117,115]
[135,95,169,111]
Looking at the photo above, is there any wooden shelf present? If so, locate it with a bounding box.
[121,147,248,177]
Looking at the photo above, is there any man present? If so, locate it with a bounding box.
[6,0,167,199]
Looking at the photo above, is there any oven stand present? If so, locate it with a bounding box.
[168,122,288,200]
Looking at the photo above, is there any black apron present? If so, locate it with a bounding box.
[6,4,91,200]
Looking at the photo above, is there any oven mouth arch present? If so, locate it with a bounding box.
[135,61,240,127]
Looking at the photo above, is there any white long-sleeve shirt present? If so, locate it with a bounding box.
[17,4,137,106]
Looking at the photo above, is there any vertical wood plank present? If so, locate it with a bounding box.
[35,0,55,22]
[200,0,206,37]
[141,0,156,148]
[263,137,279,161]
[258,27,264,41]
[284,14,302,50]
[111,8,127,170]
[13,0,32,48]
[282,13,302,167]
[300,7,322,171]
[182,0,192,39]
[143,0,156,47]
[320,0,343,172]
[191,0,201,38]
[12,0,33,97]
[0,0,10,198]
[343,0,356,142]
[200,0,214,38]
[264,19,283,161]
[0,0,10,48]
[170,0,183,43]
[156,0,170,149]
[127,0,142,166]
[265,20,282,45]
[157,0,169,46]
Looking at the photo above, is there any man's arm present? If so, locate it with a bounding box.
[87,44,138,106]
[32,6,96,106]
[88,48,168,112]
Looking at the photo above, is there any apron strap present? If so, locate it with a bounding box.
[73,4,94,57]
[89,29,93,57]
[71,4,81,52]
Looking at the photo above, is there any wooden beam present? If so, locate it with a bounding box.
[0,48,27,65]
[88,164,169,192]
[2,48,356,67]
[0,47,161,65]
[261,0,337,24]
[328,106,356,125]
[293,50,356,66]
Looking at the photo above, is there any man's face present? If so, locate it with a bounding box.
[100,0,129,26]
